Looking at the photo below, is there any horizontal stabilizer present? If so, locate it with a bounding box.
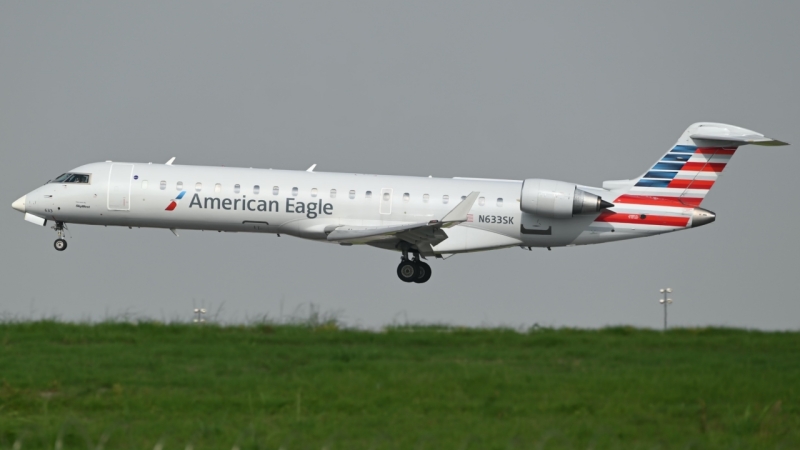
[690,133,788,146]
[687,123,789,148]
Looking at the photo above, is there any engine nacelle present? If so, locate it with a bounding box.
[520,179,612,219]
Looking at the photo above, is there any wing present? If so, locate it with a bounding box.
[325,192,480,246]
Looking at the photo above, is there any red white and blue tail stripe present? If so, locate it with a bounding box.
[592,123,788,234]
[618,144,734,208]
[614,122,787,211]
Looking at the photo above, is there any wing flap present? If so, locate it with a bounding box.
[326,191,480,245]
[326,222,428,242]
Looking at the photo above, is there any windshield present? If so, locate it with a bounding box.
[52,173,90,184]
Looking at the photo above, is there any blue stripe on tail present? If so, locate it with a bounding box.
[635,179,671,188]
[670,145,697,153]
[644,171,678,179]
[652,162,685,171]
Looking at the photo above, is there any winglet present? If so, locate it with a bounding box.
[441,191,480,225]
[166,157,176,165]
[306,164,316,172]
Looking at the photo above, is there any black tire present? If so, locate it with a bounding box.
[396,260,417,282]
[54,239,67,251]
[414,261,432,283]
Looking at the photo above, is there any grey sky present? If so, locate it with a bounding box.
[1,1,798,329]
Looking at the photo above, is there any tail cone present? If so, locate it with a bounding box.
[690,208,716,228]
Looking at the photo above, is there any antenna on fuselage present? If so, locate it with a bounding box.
[165,157,176,165]
[306,164,316,172]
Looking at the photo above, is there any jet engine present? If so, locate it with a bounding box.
[520,179,613,219]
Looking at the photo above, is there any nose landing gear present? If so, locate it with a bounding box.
[396,248,433,283]
[52,221,68,251]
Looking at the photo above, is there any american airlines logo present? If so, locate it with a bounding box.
[166,193,334,219]
[165,191,187,211]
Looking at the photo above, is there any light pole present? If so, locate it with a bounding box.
[193,308,206,324]
[659,288,673,330]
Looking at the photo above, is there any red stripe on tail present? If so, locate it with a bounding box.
[682,162,727,172]
[696,148,736,155]
[613,195,702,207]
[667,179,715,190]
[596,211,689,227]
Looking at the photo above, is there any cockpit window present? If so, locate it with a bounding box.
[52,173,90,184]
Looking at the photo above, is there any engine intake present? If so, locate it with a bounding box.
[520,179,613,219]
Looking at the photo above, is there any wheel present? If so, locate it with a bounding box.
[54,239,67,251]
[414,261,432,284]
[396,260,417,282]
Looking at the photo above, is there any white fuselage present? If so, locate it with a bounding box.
[19,161,697,257]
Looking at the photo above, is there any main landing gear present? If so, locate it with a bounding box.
[53,221,67,251]
[396,248,432,284]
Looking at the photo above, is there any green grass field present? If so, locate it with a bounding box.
[0,321,798,449]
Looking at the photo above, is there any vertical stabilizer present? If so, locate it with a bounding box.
[610,123,787,208]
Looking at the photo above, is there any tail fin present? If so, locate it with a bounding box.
[607,123,788,208]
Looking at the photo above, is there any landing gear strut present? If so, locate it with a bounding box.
[53,221,67,251]
[396,247,432,283]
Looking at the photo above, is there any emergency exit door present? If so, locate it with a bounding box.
[107,163,134,211]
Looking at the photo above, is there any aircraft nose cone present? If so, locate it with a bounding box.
[11,195,26,213]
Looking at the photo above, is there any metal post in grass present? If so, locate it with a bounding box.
[193,308,206,324]
[659,288,673,330]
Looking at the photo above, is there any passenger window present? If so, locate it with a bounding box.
[273,186,279,195]
[443,195,449,204]
[478,196,485,206]
[311,188,318,197]
[195,182,202,192]
[330,189,337,198]
[497,198,503,207]
[365,191,372,199]
[214,183,221,193]
[234,184,240,194]
[177,181,183,190]
[383,192,390,201]
[403,193,410,202]
[142,181,148,190]
[160,180,167,190]
[349,190,356,199]
[423,194,429,203]
[292,187,298,196]
[253,185,260,194]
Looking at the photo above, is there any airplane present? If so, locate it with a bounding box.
[10,123,788,283]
